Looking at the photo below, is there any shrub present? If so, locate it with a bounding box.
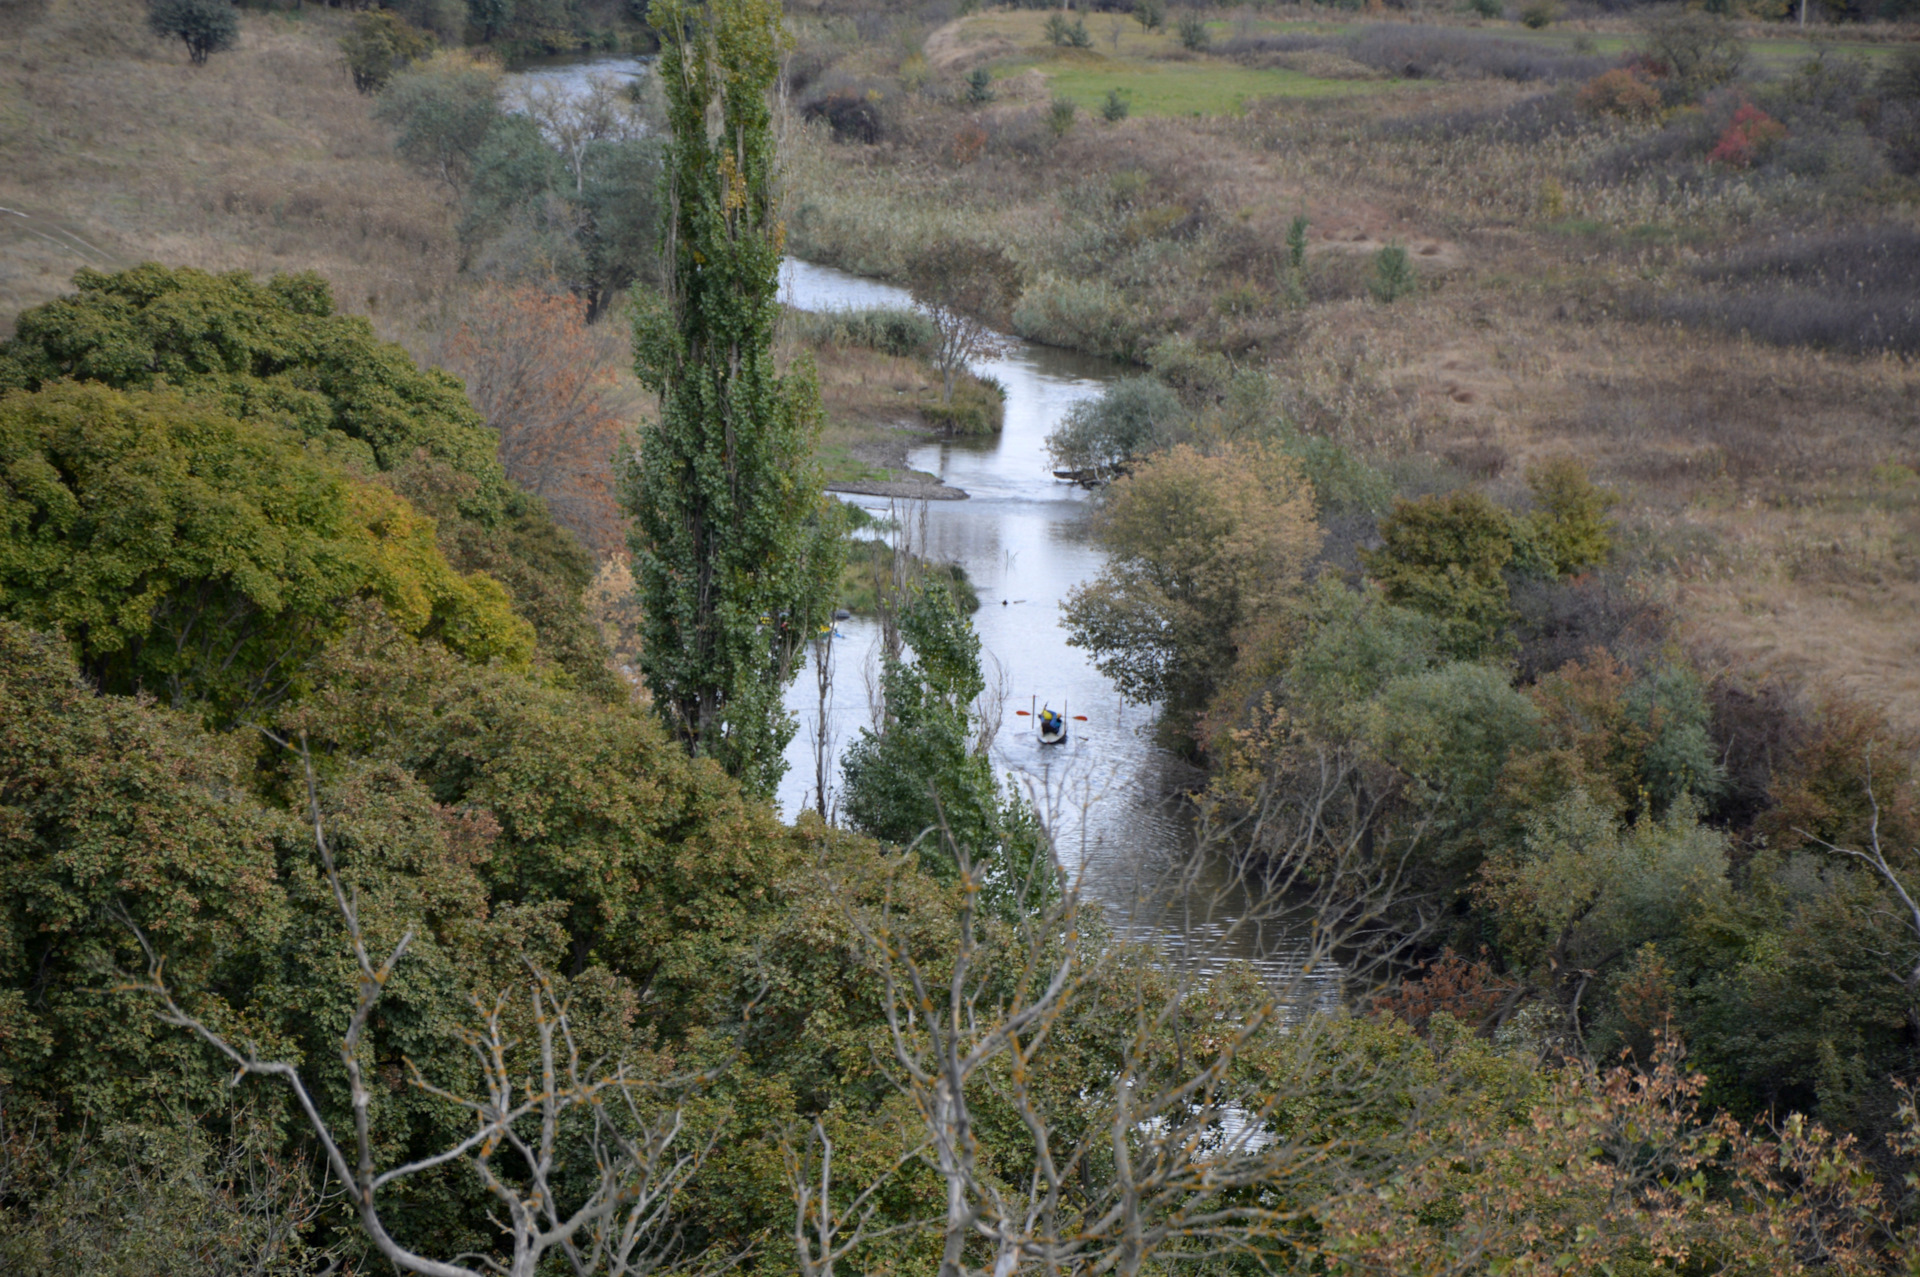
[1133,0,1168,32]
[1663,226,1920,355]
[1011,274,1145,362]
[340,10,434,94]
[1464,0,1503,18]
[1177,11,1211,52]
[1519,0,1557,27]
[1347,25,1608,85]
[1706,102,1786,168]
[1524,458,1617,576]
[1576,67,1663,121]
[146,0,237,66]
[1046,375,1185,477]
[1638,11,1744,104]
[919,376,1006,437]
[804,89,887,144]
[1101,87,1132,121]
[1369,244,1417,303]
[1049,94,1078,137]
[1363,491,1517,661]
[965,67,995,104]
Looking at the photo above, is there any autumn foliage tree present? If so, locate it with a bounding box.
[441,285,631,559]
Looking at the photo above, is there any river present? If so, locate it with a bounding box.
[501,60,1340,1004]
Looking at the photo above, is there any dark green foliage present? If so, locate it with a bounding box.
[1133,0,1166,32]
[625,0,844,795]
[340,10,434,94]
[1048,94,1077,137]
[965,67,995,104]
[1464,0,1502,17]
[0,621,290,1117]
[1363,490,1518,661]
[147,0,238,66]
[1286,214,1309,272]
[1044,12,1091,48]
[0,264,616,699]
[1102,87,1132,122]
[1638,11,1745,105]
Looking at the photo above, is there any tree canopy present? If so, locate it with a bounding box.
[0,382,533,719]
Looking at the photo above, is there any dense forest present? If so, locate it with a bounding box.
[4,0,1920,1274]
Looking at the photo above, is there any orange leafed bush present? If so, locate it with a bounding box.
[1577,67,1663,120]
[441,285,634,558]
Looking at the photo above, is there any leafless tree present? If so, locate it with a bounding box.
[509,75,649,194]
[904,241,1021,405]
[789,741,1436,1277]
[120,734,734,1277]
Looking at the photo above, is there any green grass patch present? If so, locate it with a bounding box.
[1018,56,1394,116]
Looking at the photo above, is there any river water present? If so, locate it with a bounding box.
[501,61,1339,1003]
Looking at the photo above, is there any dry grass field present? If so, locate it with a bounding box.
[0,0,466,343]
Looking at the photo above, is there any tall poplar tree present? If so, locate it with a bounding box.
[625,0,842,795]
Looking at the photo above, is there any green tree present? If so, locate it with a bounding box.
[373,55,504,191]
[340,10,435,95]
[840,583,1044,911]
[1525,456,1616,576]
[0,383,533,719]
[147,0,238,66]
[1064,444,1319,737]
[1363,490,1519,661]
[624,0,844,795]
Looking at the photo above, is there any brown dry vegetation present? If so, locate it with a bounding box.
[787,10,1920,727]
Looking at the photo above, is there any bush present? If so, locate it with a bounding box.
[1519,0,1557,27]
[1101,87,1132,121]
[1177,11,1211,51]
[1369,244,1417,303]
[803,89,888,144]
[965,67,995,104]
[1363,490,1518,661]
[1464,0,1502,16]
[146,0,237,65]
[1133,0,1167,31]
[1706,102,1786,168]
[1637,11,1744,105]
[1011,274,1145,362]
[1576,67,1663,120]
[1048,94,1078,136]
[919,375,1006,437]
